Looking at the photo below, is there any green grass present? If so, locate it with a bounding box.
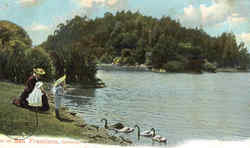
[0,81,126,145]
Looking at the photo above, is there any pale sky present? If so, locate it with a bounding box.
[0,0,250,50]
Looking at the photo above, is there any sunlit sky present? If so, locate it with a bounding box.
[0,0,250,49]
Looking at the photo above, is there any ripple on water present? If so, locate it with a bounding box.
[63,71,250,146]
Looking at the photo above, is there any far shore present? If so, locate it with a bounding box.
[216,68,250,73]
[97,64,250,73]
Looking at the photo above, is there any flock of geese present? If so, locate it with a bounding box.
[101,118,168,145]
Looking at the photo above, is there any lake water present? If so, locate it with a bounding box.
[63,70,250,146]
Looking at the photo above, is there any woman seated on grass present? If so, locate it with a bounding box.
[13,68,50,111]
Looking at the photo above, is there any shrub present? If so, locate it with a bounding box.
[203,60,216,72]
[3,48,27,83]
[175,54,189,65]
[163,61,185,72]
[126,57,136,65]
[100,53,113,64]
[113,57,122,64]
[25,47,55,81]
[0,50,7,79]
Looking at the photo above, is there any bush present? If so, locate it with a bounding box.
[2,47,54,83]
[25,47,55,81]
[113,57,121,64]
[100,53,113,64]
[203,60,216,72]
[163,61,185,72]
[0,50,7,79]
[175,54,189,65]
[3,48,27,83]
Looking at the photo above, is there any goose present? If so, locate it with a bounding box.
[101,118,134,133]
[151,128,168,144]
[114,126,135,133]
[101,118,125,130]
[134,125,154,140]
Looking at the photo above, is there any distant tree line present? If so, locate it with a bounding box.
[41,11,250,73]
[1,10,250,85]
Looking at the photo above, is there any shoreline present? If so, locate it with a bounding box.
[97,64,150,72]
[97,64,250,73]
[215,68,250,73]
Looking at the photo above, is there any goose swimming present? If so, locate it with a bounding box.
[134,125,154,140]
[151,128,168,144]
[101,118,134,133]
[101,118,125,130]
[114,126,134,133]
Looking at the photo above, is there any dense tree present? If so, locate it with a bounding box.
[0,21,54,83]
[2,11,250,84]
[41,10,250,73]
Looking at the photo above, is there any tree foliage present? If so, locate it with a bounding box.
[41,11,250,72]
[0,21,54,83]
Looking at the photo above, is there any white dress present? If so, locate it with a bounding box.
[27,81,43,107]
[52,85,64,109]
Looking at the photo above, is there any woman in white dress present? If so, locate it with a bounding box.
[13,68,49,111]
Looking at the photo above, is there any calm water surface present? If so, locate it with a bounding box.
[63,70,250,146]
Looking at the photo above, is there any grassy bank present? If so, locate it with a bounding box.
[0,81,129,145]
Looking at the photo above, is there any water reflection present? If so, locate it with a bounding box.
[66,88,96,97]
[63,88,96,112]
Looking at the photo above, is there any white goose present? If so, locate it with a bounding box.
[101,118,134,133]
[134,125,154,140]
[151,128,168,144]
[114,126,135,133]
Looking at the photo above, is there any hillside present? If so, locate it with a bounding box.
[41,11,250,72]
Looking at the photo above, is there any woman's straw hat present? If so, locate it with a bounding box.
[33,68,46,75]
